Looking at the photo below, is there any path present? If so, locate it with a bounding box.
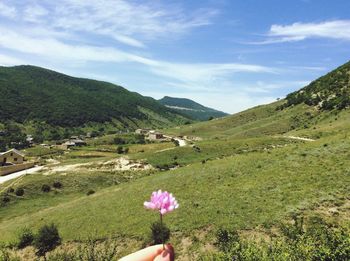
[0,166,44,184]
[163,135,187,147]
[283,136,315,142]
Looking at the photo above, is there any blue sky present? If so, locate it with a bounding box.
[0,0,350,113]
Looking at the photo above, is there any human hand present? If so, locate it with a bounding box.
[119,243,174,261]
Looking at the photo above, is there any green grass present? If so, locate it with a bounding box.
[1,88,350,259]
[0,132,349,244]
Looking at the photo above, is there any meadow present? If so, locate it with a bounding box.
[0,103,349,259]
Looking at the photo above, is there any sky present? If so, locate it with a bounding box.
[0,0,350,113]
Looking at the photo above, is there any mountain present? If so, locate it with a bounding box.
[0,65,189,129]
[158,96,228,121]
[282,60,350,110]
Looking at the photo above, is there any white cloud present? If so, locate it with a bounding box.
[24,4,49,23]
[0,54,25,66]
[251,20,350,44]
[0,2,17,18]
[7,0,218,48]
[0,26,275,92]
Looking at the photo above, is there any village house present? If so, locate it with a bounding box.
[0,149,24,166]
[148,132,164,140]
[135,129,151,135]
[61,139,87,149]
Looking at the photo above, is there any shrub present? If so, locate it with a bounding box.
[116,146,123,154]
[17,228,34,249]
[215,228,239,253]
[41,184,51,193]
[7,187,14,193]
[52,181,62,189]
[15,188,24,197]
[204,217,350,260]
[150,221,170,245]
[87,190,95,196]
[34,224,61,258]
[2,195,10,203]
[113,137,125,145]
[124,147,129,154]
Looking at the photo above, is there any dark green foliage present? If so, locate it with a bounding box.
[52,181,62,189]
[0,121,29,150]
[0,65,187,127]
[2,195,10,203]
[282,61,350,111]
[34,224,61,257]
[113,137,125,145]
[205,217,350,261]
[215,228,240,253]
[41,184,51,193]
[87,190,95,196]
[116,146,124,154]
[7,187,14,193]
[15,188,24,197]
[17,228,34,249]
[173,139,179,146]
[150,221,170,245]
[159,96,228,121]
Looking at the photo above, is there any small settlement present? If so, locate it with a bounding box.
[135,129,165,141]
[0,149,34,176]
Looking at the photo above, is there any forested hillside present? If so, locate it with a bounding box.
[0,66,188,127]
[282,60,350,110]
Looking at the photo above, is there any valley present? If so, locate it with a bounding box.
[1,62,350,260]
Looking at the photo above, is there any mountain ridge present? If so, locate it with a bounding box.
[158,96,228,121]
[0,65,189,129]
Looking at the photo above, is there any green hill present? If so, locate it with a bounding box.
[158,96,228,121]
[282,60,350,110]
[0,66,188,128]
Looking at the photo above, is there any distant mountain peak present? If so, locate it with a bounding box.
[158,96,228,121]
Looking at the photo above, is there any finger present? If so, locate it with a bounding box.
[154,244,175,261]
[119,244,164,261]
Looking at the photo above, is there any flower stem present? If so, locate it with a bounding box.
[160,213,164,250]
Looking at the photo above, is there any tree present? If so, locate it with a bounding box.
[117,146,124,154]
[34,224,61,259]
[17,228,34,249]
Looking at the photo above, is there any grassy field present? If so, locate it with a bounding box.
[0,102,350,259]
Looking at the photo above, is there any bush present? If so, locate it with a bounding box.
[150,221,170,245]
[87,190,95,196]
[116,146,123,154]
[215,228,239,253]
[41,184,51,193]
[203,217,350,260]
[7,187,14,193]
[15,188,24,197]
[124,147,129,154]
[17,228,34,249]
[52,181,62,189]
[2,195,10,203]
[34,224,61,258]
[114,137,125,145]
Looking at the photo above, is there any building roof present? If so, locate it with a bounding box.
[0,148,25,157]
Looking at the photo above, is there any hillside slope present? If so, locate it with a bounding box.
[283,60,350,110]
[166,60,350,140]
[0,66,188,128]
[158,96,228,121]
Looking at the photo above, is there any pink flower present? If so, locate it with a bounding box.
[144,190,179,215]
